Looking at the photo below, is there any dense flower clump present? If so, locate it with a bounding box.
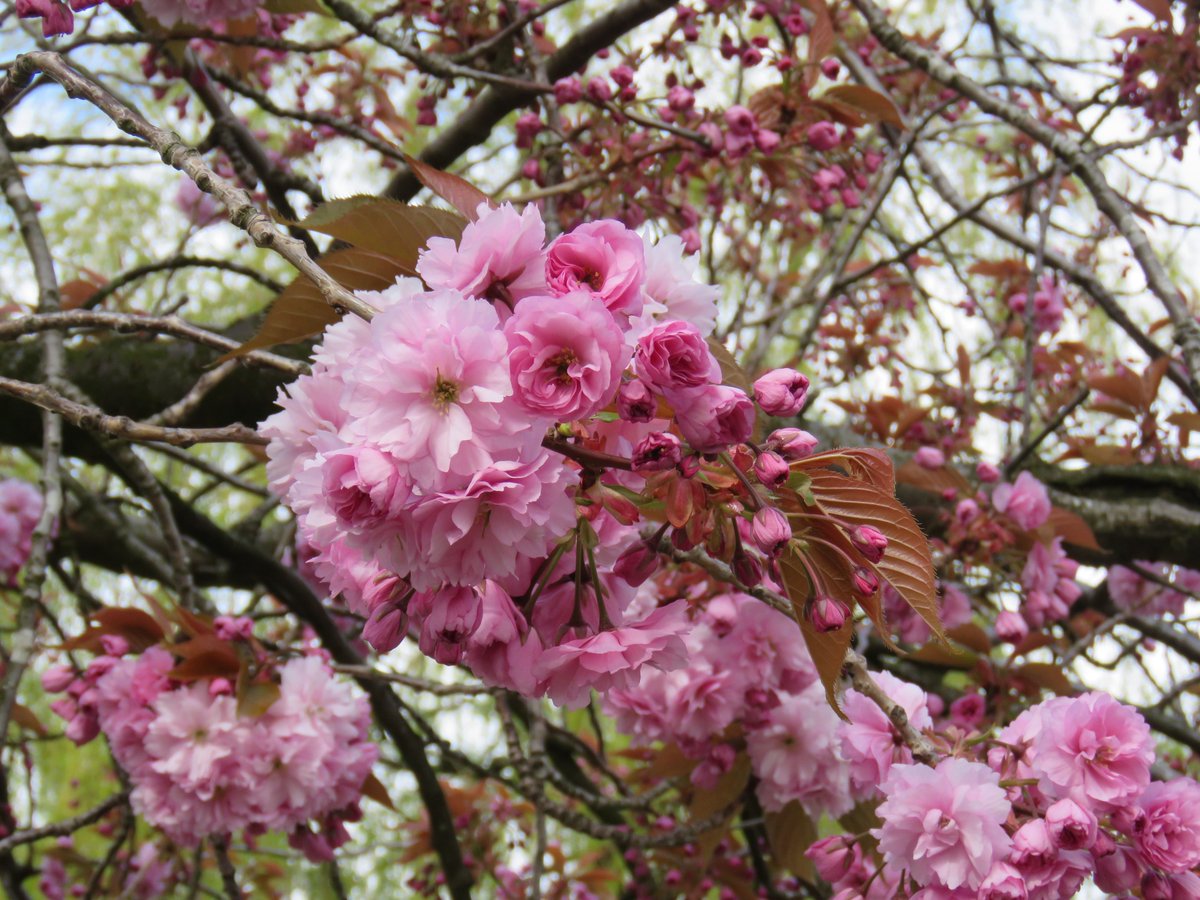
[46,646,376,859]
[262,202,821,710]
[15,0,260,35]
[0,476,42,585]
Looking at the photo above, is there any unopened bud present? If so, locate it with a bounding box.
[732,551,763,588]
[994,610,1028,645]
[750,506,791,557]
[613,540,659,587]
[753,450,789,490]
[850,524,888,563]
[766,427,818,460]
[808,596,849,633]
[851,566,879,596]
[753,368,810,417]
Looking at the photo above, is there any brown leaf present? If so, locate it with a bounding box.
[806,469,944,642]
[708,337,753,394]
[801,0,835,89]
[1015,662,1074,696]
[361,772,397,811]
[1087,371,1146,411]
[896,460,972,496]
[283,197,466,263]
[820,85,904,127]
[968,259,1029,281]
[1046,507,1103,553]
[10,703,47,736]
[1131,0,1173,20]
[947,622,992,654]
[63,607,165,653]
[403,154,495,221]
[907,642,978,668]
[689,752,750,823]
[765,800,817,878]
[1143,354,1172,406]
[779,547,852,715]
[223,247,410,358]
[59,278,104,310]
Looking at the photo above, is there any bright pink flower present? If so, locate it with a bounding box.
[753,450,789,489]
[977,461,1001,483]
[746,683,853,817]
[874,758,1012,891]
[1108,561,1194,616]
[503,292,628,421]
[1008,818,1092,900]
[1032,691,1154,810]
[634,320,720,391]
[979,862,1028,899]
[319,445,411,533]
[666,383,755,453]
[415,585,483,664]
[1130,778,1200,873]
[750,506,790,557]
[1093,846,1141,894]
[536,601,689,708]
[950,693,986,729]
[417,202,546,307]
[839,670,932,792]
[850,524,888,563]
[140,0,263,27]
[545,220,645,320]
[991,472,1051,530]
[808,596,849,633]
[464,582,542,695]
[753,368,810,416]
[1008,276,1065,335]
[0,477,42,584]
[617,378,656,422]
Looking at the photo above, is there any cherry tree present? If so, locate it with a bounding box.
[0,0,1199,896]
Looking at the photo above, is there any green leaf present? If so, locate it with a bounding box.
[237,679,281,718]
[264,0,329,12]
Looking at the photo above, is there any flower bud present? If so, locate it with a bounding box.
[808,596,849,633]
[732,551,763,588]
[98,634,129,658]
[766,427,818,460]
[750,507,791,557]
[678,454,701,479]
[613,540,659,587]
[618,378,656,423]
[994,610,1028,644]
[753,368,810,416]
[977,461,1001,483]
[851,566,879,596]
[1046,798,1098,850]
[753,450,789,489]
[41,664,76,694]
[553,76,582,104]
[631,432,682,473]
[914,446,945,469]
[807,120,840,151]
[805,835,857,883]
[850,524,888,563]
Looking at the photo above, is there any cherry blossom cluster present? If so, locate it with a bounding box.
[15,0,262,35]
[808,677,1200,898]
[45,645,376,860]
[0,476,42,586]
[264,202,826,709]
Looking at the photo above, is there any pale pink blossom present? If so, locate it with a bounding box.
[1129,777,1200,873]
[746,683,854,817]
[417,202,546,308]
[545,220,645,320]
[1108,561,1197,616]
[635,234,719,336]
[839,670,933,792]
[536,600,690,708]
[140,0,263,27]
[1032,691,1154,810]
[874,758,1012,891]
[464,582,544,696]
[503,292,628,421]
[991,471,1051,530]
[633,319,720,391]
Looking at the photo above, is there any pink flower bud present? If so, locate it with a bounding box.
[994,610,1028,644]
[631,432,682,473]
[1046,798,1098,850]
[610,65,635,88]
[618,379,656,423]
[553,77,582,104]
[667,85,695,112]
[914,446,945,469]
[585,77,613,102]
[806,120,840,151]
[65,713,99,745]
[850,524,888,563]
[955,498,980,525]
[808,596,849,633]
[750,507,791,557]
[98,634,129,658]
[41,664,76,694]
[732,552,763,588]
[820,58,841,79]
[613,540,659,587]
[667,384,755,454]
[678,454,701,479]
[724,105,757,136]
[753,451,789,489]
[805,835,857,883]
[766,427,818,460]
[977,461,1001,483]
[753,368,810,416]
[852,566,879,596]
[755,128,781,154]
